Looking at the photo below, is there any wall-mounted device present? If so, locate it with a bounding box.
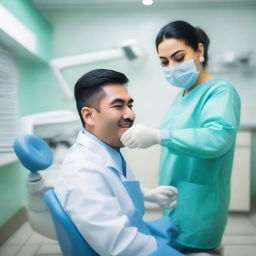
[209,50,256,73]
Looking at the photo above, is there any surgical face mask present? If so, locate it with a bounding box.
[163,58,199,89]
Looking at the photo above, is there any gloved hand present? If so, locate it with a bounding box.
[142,186,178,209]
[121,124,160,148]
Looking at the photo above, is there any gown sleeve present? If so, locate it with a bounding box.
[56,167,157,256]
[160,84,241,159]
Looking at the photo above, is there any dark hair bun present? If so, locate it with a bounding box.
[156,20,210,67]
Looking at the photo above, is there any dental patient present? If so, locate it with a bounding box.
[54,69,183,256]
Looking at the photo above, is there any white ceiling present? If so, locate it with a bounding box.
[31,0,256,9]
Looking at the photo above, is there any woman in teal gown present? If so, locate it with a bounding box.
[121,20,241,254]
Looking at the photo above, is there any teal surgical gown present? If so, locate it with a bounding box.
[159,79,241,250]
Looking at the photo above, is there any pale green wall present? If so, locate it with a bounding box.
[0,162,27,226]
[17,58,68,116]
[42,4,256,194]
[43,4,256,121]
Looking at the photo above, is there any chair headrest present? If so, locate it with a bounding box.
[14,134,53,172]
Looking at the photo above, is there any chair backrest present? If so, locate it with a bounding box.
[44,190,99,256]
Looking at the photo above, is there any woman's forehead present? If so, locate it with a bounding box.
[158,38,190,54]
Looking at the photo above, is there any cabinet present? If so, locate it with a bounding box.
[229,131,251,212]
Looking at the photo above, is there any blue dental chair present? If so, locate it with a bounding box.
[44,190,99,256]
[14,134,99,256]
[14,134,182,256]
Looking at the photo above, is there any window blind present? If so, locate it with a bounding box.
[0,44,18,153]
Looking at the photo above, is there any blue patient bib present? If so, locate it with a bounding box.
[121,178,183,256]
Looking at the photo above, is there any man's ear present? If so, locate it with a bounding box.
[81,107,95,126]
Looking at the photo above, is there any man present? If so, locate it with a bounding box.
[54,69,183,256]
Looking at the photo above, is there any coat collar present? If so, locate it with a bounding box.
[76,130,123,175]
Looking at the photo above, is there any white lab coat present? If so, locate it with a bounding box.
[54,130,157,256]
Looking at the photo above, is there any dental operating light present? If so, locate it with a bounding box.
[50,39,143,100]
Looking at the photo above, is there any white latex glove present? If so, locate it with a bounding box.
[142,186,178,209]
[121,124,160,148]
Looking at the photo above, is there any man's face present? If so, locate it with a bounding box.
[87,84,135,148]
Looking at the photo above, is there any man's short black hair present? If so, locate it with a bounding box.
[74,69,129,126]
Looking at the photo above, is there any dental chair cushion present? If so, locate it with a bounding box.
[14,134,53,171]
